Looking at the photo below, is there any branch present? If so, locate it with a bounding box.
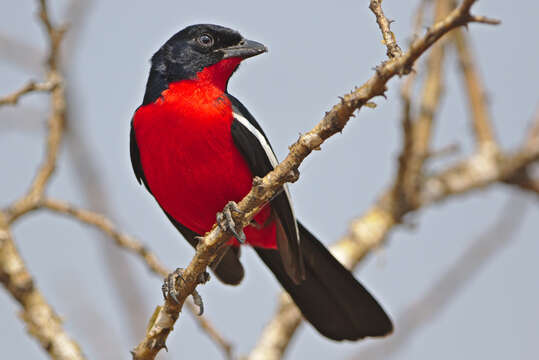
[2,0,234,358]
[0,218,85,359]
[0,2,86,358]
[249,114,539,360]
[39,198,235,359]
[394,0,451,209]
[454,27,497,149]
[354,196,529,359]
[247,1,506,358]
[369,0,403,59]
[131,0,500,358]
[0,79,59,106]
[6,0,66,223]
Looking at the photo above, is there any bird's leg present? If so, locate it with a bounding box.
[162,267,210,315]
[216,201,246,243]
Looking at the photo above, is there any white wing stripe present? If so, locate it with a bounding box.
[233,112,300,242]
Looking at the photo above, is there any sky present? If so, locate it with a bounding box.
[1,1,538,359]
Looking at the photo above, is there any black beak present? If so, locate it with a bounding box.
[221,39,268,60]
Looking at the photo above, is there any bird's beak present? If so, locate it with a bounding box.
[221,39,268,60]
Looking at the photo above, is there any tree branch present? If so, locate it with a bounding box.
[0,216,85,359]
[5,197,233,359]
[369,0,403,59]
[131,0,500,358]
[0,2,86,359]
[40,198,235,358]
[0,79,59,106]
[5,0,66,224]
[394,0,451,209]
[454,27,497,149]
[248,111,539,360]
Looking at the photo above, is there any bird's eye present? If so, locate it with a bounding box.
[198,34,214,47]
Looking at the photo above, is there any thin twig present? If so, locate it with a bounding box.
[0,219,86,360]
[131,1,500,359]
[454,27,497,149]
[0,80,59,106]
[6,0,66,223]
[395,0,451,208]
[0,1,86,358]
[369,0,403,58]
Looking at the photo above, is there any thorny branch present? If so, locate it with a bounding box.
[370,0,403,59]
[132,1,503,359]
[246,1,539,360]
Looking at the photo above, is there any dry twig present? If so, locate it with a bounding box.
[0,2,86,357]
[0,219,85,360]
[0,80,59,106]
[369,0,403,59]
[132,1,501,359]
[454,27,497,149]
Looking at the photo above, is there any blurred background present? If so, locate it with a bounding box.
[1,0,538,359]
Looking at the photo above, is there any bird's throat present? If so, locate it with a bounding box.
[195,57,242,91]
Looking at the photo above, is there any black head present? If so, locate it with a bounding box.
[142,24,267,105]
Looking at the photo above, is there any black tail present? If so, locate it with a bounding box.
[255,222,392,341]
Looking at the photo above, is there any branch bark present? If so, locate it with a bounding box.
[369,0,403,59]
[0,79,59,106]
[132,0,500,359]
[454,27,497,149]
[0,1,87,358]
[0,217,85,359]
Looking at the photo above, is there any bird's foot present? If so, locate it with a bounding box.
[162,267,210,315]
[216,201,246,243]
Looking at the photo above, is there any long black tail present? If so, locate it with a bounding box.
[255,222,392,341]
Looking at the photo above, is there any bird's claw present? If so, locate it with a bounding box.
[162,268,210,315]
[217,201,246,243]
[162,267,185,304]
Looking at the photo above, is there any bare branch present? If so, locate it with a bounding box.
[0,218,85,360]
[394,0,451,209]
[38,198,235,358]
[250,119,539,360]
[0,2,86,359]
[131,1,500,358]
[5,0,66,223]
[369,0,403,58]
[454,27,497,149]
[354,196,529,359]
[0,80,59,106]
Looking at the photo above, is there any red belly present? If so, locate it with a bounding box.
[133,81,276,248]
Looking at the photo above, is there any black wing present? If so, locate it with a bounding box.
[130,118,244,285]
[130,118,150,192]
[227,94,305,283]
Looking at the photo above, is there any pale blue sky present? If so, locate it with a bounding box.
[1,1,538,359]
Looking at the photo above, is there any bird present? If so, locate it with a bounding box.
[130,24,392,341]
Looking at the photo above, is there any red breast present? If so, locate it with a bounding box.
[133,59,277,248]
